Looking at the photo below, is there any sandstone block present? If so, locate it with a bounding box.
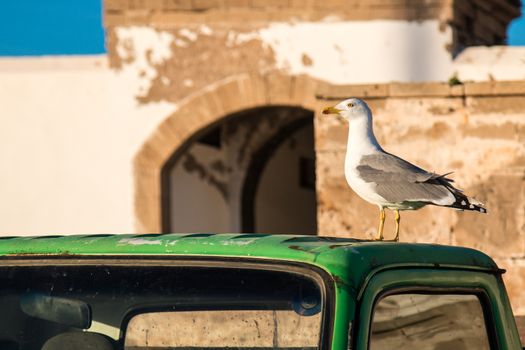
[103,13,125,27]
[163,0,192,10]
[265,73,293,105]
[290,75,318,107]
[313,0,348,10]
[453,173,525,258]
[105,0,129,11]
[464,81,525,96]
[251,0,284,8]
[214,78,248,114]
[289,0,314,9]
[466,96,525,114]
[449,84,464,96]
[191,0,220,10]
[242,74,269,106]
[389,82,452,97]
[316,83,388,100]
[222,0,250,8]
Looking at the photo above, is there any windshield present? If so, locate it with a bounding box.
[0,262,324,350]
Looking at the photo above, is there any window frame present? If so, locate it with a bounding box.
[352,268,521,350]
[0,256,335,350]
[368,287,497,350]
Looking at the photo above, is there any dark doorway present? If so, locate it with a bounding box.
[161,106,317,235]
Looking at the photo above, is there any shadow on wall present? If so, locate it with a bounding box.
[162,106,317,235]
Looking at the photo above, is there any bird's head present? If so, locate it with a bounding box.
[322,98,371,122]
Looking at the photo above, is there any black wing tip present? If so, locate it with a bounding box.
[467,201,487,214]
[450,196,487,213]
[449,205,487,213]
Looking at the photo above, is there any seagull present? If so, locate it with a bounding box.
[322,98,486,241]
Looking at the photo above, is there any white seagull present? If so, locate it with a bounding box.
[322,98,486,241]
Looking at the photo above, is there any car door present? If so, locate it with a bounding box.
[353,268,522,350]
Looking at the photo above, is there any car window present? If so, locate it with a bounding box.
[370,293,491,350]
[125,310,320,349]
[0,263,324,350]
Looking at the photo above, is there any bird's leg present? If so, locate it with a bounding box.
[393,209,400,242]
[375,207,385,240]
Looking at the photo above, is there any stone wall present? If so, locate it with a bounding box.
[315,80,525,314]
[104,0,451,25]
[103,0,520,54]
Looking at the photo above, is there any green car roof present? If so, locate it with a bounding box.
[0,233,499,296]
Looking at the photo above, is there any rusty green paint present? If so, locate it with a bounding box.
[0,233,513,350]
[0,234,499,287]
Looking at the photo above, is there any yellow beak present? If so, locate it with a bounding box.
[322,106,342,115]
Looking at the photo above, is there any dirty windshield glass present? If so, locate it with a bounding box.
[0,263,323,350]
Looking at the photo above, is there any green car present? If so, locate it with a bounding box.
[0,233,520,350]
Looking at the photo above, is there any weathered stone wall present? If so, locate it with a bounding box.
[103,0,519,54]
[315,80,525,314]
[104,0,451,25]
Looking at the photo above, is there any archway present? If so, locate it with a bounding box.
[163,106,316,234]
[133,73,319,233]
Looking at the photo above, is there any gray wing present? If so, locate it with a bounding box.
[357,152,455,204]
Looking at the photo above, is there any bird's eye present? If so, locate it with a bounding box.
[347,102,354,108]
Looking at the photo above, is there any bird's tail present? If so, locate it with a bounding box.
[447,190,487,213]
[436,175,487,213]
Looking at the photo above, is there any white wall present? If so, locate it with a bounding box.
[231,20,454,83]
[0,56,176,235]
[453,46,525,82]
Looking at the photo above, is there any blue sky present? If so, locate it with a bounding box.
[0,0,105,55]
[0,0,523,56]
[509,10,525,45]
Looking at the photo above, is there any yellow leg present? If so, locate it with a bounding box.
[375,207,385,240]
[393,210,400,242]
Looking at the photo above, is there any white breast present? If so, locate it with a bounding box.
[345,159,389,206]
[343,116,389,207]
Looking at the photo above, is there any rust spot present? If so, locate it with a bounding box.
[331,275,356,294]
[328,242,359,249]
[288,245,310,252]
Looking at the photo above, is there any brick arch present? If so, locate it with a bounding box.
[133,73,320,233]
